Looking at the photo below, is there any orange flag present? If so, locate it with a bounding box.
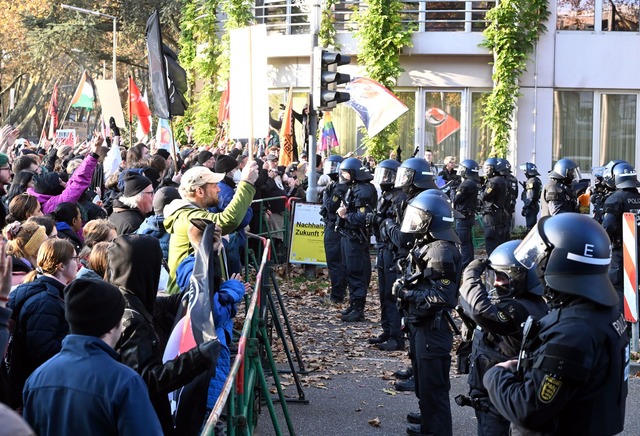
[278,87,294,167]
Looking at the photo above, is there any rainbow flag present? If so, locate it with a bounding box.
[320,112,339,151]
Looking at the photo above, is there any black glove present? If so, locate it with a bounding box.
[279,104,286,110]
[198,339,221,366]
[463,258,488,281]
[109,117,120,137]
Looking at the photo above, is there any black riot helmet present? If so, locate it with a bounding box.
[602,160,628,189]
[549,158,581,183]
[457,159,480,181]
[339,157,373,183]
[482,157,500,178]
[323,155,343,178]
[400,190,461,244]
[496,158,512,176]
[374,159,401,191]
[519,162,540,178]
[394,158,437,191]
[487,240,543,298]
[514,213,617,307]
[612,162,640,189]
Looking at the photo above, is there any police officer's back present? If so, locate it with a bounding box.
[497,158,518,227]
[519,162,542,230]
[484,214,628,436]
[601,162,640,310]
[480,158,508,255]
[542,158,580,216]
[453,159,480,269]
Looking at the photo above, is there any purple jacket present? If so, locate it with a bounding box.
[27,153,98,214]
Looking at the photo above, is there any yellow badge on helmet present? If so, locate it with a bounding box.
[486,188,493,193]
[359,207,366,213]
[332,195,339,202]
[497,311,509,322]
[538,374,562,403]
[440,279,450,285]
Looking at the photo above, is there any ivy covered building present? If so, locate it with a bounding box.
[260,0,640,184]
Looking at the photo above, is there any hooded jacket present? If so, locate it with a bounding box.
[163,180,255,287]
[109,198,146,235]
[109,235,212,435]
[27,153,98,214]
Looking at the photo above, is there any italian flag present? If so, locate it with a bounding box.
[70,70,95,110]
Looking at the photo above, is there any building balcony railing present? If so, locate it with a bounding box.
[253,0,496,36]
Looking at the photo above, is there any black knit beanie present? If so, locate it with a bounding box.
[123,172,152,197]
[155,149,170,160]
[64,279,126,337]
[214,155,238,174]
[197,150,214,165]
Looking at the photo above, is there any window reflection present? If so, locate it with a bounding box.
[557,0,595,30]
[602,0,640,31]
[553,91,593,171]
[425,92,461,166]
[469,92,491,164]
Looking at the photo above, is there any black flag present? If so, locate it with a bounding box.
[146,10,188,118]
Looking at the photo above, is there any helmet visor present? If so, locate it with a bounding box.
[400,204,432,233]
[395,167,415,188]
[323,160,340,175]
[514,225,549,269]
[567,166,582,182]
[374,166,397,186]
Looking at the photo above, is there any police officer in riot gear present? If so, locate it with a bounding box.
[458,240,549,436]
[334,157,377,322]
[541,158,580,216]
[382,157,437,391]
[453,159,481,269]
[497,158,518,230]
[395,192,462,436]
[480,158,509,255]
[320,155,347,304]
[484,213,628,436]
[366,159,406,350]
[519,162,542,230]
[601,161,640,312]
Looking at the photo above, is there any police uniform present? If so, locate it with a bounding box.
[453,177,480,269]
[373,187,406,344]
[480,175,508,255]
[602,188,640,310]
[504,173,519,230]
[321,181,348,302]
[340,180,377,317]
[459,261,548,436]
[483,302,628,435]
[541,178,578,216]
[521,175,542,230]
[398,239,461,436]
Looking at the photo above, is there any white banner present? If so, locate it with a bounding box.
[94,79,126,129]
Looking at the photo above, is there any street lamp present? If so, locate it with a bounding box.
[61,4,117,81]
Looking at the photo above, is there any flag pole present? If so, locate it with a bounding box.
[128,75,134,148]
[39,79,60,142]
[169,117,178,173]
[60,70,86,130]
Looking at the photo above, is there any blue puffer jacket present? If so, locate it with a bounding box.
[175,255,245,410]
[136,214,171,261]
[7,275,68,407]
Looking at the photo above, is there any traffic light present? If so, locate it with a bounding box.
[312,47,351,111]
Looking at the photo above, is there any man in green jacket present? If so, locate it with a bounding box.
[164,162,258,293]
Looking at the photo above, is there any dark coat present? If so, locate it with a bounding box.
[56,222,83,254]
[109,199,146,235]
[6,276,68,408]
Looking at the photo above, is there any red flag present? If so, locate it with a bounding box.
[425,107,460,144]
[129,76,152,135]
[218,81,230,124]
[48,85,58,139]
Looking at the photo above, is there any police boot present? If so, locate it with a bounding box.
[341,301,365,322]
[394,376,415,392]
[406,424,428,435]
[377,337,405,351]
[367,333,389,344]
[394,367,413,380]
[406,411,421,424]
[340,303,354,316]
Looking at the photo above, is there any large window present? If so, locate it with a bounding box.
[600,93,636,165]
[469,92,491,164]
[557,0,639,31]
[553,91,593,171]
[388,91,416,161]
[424,92,461,166]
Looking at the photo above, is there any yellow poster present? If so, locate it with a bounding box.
[289,202,326,265]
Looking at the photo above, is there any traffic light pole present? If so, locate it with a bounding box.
[306,0,321,204]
